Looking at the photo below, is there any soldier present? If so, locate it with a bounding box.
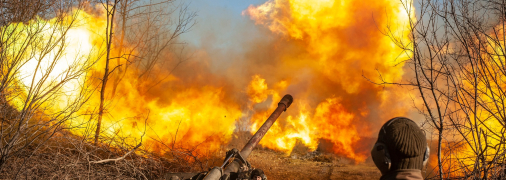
[250,169,267,180]
[371,117,429,180]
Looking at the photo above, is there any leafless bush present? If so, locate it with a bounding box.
[89,0,205,174]
[372,0,506,178]
[0,130,175,179]
[92,0,196,145]
[111,0,196,95]
[0,0,202,178]
[0,0,100,170]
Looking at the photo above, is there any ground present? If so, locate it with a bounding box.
[247,149,381,180]
[0,135,382,180]
[226,131,382,180]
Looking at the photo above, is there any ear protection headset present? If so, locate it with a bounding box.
[371,117,429,174]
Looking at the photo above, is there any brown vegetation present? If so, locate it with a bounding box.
[0,131,171,179]
[0,0,199,179]
[373,0,506,178]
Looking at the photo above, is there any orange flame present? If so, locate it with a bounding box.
[7,0,417,163]
[243,0,414,163]
[247,76,367,161]
[8,8,243,157]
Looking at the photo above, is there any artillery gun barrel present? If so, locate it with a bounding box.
[168,95,293,180]
[222,94,293,175]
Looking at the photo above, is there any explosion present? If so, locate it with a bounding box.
[243,0,413,162]
[6,0,416,163]
[7,8,242,157]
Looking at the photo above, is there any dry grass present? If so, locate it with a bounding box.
[0,132,175,179]
[0,118,385,180]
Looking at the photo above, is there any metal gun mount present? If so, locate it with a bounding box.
[167,94,294,180]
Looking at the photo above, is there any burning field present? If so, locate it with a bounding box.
[6,0,506,178]
[5,0,415,163]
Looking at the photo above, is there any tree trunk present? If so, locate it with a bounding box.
[95,0,118,145]
[111,0,128,99]
[438,128,443,179]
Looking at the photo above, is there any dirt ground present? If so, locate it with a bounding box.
[247,149,381,180]
[224,131,382,180]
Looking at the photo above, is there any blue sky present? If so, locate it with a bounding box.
[180,0,267,47]
[176,0,271,73]
[176,0,424,76]
[190,0,266,15]
[179,0,422,49]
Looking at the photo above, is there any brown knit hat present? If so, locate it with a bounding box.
[377,117,427,170]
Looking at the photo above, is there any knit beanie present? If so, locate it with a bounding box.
[377,117,427,170]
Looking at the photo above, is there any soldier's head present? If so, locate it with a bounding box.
[250,169,266,180]
[371,117,429,175]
